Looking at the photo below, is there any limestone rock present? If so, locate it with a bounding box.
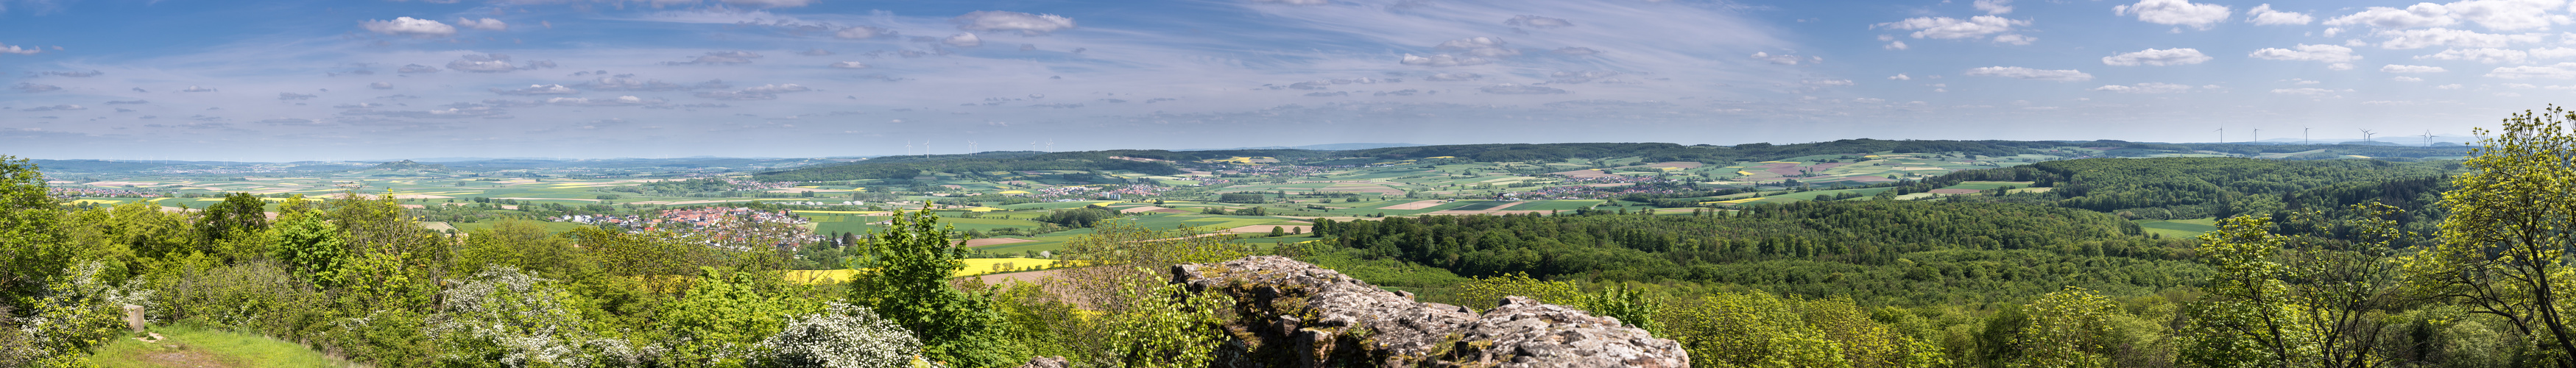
[1171,255,1687,367]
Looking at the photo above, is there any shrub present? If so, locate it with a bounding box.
[4,262,153,367]
[430,266,647,367]
[759,302,924,368]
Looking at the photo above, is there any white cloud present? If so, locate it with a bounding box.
[2325,4,2460,29]
[180,85,216,92]
[2114,0,2232,29]
[2271,88,2337,95]
[719,0,816,7]
[2444,0,2572,32]
[2331,63,2357,70]
[1888,74,1912,80]
[828,61,869,68]
[2375,28,2545,49]
[1505,15,1574,28]
[1885,40,1910,50]
[0,43,38,55]
[1805,79,1856,86]
[2102,48,2212,66]
[952,10,1076,35]
[398,64,440,73]
[1875,15,2030,41]
[2249,44,2362,63]
[835,26,890,39]
[2395,76,2427,81]
[447,53,516,72]
[362,17,456,38]
[493,84,579,95]
[2416,47,2530,63]
[2533,46,2576,58]
[2092,82,2194,93]
[1425,72,1482,81]
[1437,37,1520,57]
[2247,4,2313,25]
[370,82,394,89]
[742,84,811,93]
[1749,52,1810,65]
[1401,54,1489,67]
[2382,64,2451,73]
[943,32,983,47]
[2488,63,2576,78]
[1992,34,2035,45]
[455,18,507,31]
[1479,83,1567,94]
[2438,83,2466,88]
[1974,0,2014,15]
[1963,66,2094,81]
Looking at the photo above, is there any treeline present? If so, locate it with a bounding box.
[1910,158,2455,241]
[1341,139,2055,163]
[1313,200,2203,306]
[750,150,1302,181]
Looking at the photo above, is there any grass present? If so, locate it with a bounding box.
[91,323,358,368]
[2136,218,2220,238]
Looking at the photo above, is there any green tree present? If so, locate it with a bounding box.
[200,191,270,244]
[0,155,71,312]
[2014,287,2122,368]
[846,207,1026,367]
[269,208,349,289]
[2400,105,2576,367]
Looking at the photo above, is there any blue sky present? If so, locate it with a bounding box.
[0,0,2541,160]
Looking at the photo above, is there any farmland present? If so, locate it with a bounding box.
[37,140,2474,266]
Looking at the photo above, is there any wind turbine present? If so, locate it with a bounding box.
[2360,129,2376,142]
[2423,130,2435,147]
[967,141,978,153]
[2215,127,2225,144]
[2304,127,2312,145]
[905,139,914,155]
[2251,128,2261,144]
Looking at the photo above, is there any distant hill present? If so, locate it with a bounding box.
[1181,143,1422,151]
[370,160,447,171]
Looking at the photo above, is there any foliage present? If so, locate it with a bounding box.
[666,266,824,366]
[1660,289,1849,368]
[269,210,350,289]
[1098,267,1235,368]
[0,155,72,314]
[2400,105,2576,367]
[1029,207,1121,228]
[1450,272,1581,311]
[428,266,644,367]
[2,262,152,368]
[758,302,925,368]
[845,207,1024,367]
[2012,287,2122,368]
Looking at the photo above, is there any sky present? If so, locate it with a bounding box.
[0,0,2546,160]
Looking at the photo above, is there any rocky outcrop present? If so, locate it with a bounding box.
[1171,255,1687,367]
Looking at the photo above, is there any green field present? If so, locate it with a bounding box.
[2134,218,2219,238]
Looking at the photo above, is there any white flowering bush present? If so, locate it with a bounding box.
[429,266,645,367]
[4,262,153,367]
[758,302,925,368]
